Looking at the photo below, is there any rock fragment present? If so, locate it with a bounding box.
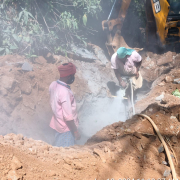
[158,144,164,153]
[22,62,33,71]
[1,76,16,90]
[155,92,165,101]
[174,78,180,84]
[170,116,177,120]
[165,76,173,83]
[34,56,47,65]
[162,161,168,165]
[163,169,171,177]
[157,51,173,66]
[7,170,23,180]
[11,156,22,170]
[171,136,178,144]
[19,81,32,95]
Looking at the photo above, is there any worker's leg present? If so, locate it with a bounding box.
[54,131,75,147]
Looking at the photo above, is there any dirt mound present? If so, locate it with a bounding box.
[0,104,180,179]
[136,66,180,113]
[140,51,180,83]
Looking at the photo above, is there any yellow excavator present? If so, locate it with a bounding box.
[102,0,180,56]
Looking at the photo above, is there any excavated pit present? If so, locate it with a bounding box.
[0,49,127,146]
[1,47,180,179]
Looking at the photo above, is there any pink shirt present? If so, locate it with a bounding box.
[111,51,142,74]
[49,80,79,133]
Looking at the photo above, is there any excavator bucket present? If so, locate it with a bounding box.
[102,0,131,56]
[103,0,177,54]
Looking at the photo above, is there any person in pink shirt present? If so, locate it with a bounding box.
[111,47,143,89]
[49,62,81,147]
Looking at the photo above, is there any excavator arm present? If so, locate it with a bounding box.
[103,0,180,55]
[102,0,131,56]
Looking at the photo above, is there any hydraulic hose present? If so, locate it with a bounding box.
[139,114,177,180]
[107,0,117,21]
[130,79,135,115]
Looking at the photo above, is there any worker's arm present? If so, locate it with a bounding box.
[114,69,127,88]
[66,121,81,140]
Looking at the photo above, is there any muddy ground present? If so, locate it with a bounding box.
[0,47,180,179]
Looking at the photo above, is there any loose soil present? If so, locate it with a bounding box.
[0,104,180,179]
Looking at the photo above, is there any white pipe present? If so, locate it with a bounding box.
[130,79,135,115]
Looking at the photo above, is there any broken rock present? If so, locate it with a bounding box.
[157,51,173,66]
[163,169,171,177]
[174,78,180,84]
[1,76,16,90]
[34,56,47,65]
[19,81,32,95]
[7,170,23,180]
[22,62,33,71]
[171,136,178,144]
[158,144,164,153]
[11,156,22,170]
[155,93,164,101]
[165,76,173,83]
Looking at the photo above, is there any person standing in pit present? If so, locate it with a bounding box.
[111,47,143,90]
[49,62,81,147]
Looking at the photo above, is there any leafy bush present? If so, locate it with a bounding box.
[133,0,146,25]
[0,0,105,57]
[0,0,146,57]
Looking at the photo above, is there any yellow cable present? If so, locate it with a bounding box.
[139,114,177,180]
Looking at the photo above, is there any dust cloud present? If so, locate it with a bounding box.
[77,89,126,144]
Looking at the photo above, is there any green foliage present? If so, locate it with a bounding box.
[133,0,146,25]
[0,0,107,56]
[83,14,87,26]
[172,89,180,98]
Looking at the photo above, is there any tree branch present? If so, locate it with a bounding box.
[34,0,50,33]
[51,2,75,7]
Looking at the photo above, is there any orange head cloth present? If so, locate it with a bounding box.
[58,63,76,77]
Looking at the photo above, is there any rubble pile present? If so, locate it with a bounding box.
[136,66,180,113]
[141,51,180,83]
